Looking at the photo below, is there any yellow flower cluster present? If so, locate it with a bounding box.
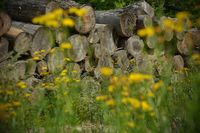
[60,42,72,49]
[192,54,200,64]
[16,81,27,89]
[100,67,113,76]
[137,27,155,37]
[151,80,163,92]
[32,49,46,61]
[32,7,87,28]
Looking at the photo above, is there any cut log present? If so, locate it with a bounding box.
[11,21,41,35]
[9,60,26,81]
[68,34,89,62]
[65,62,81,79]
[75,5,96,34]
[173,55,184,70]
[188,29,200,47]
[176,32,193,55]
[47,47,65,73]
[134,54,155,74]
[25,59,37,76]
[0,37,9,60]
[95,10,137,37]
[98,24,117,55]
[126,35,144,57]
[55,28,68,44]
[0,12,11,36]
[30,27,55,60]
[87,25,101,44]
[37,60,48,75]
[4,0,79,22]
[112,50,129,70]
[84,56,94,72]
[146,35,157,49]
[46,1,60,13]
[14,32,33,54]
[6,26,24,37]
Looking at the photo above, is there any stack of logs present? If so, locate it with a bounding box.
[0,0,200,85]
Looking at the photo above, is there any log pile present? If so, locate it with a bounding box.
[0,0,200,85]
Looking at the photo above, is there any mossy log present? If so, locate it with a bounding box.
[30,27,55,60]
[173,55,184,70]
[25,59,37,76]
[112,50,129,70]
[68,34,89,62]
[14,32,33,54]
[0,37,9,61]
[0,12,11,36]
[125,35,144,57]
[47,47,65,73]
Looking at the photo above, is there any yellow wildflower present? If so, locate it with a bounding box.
[64,57,72,61]
[141,101,152,111]
[129,73,152,83]
[147,91,155,98]
[176,11,189,20]
[44,13,57,20]
[121,91,129,97]
[5,90,14,95]
[40,49,46,53]
[52,8,64,17]
[45,20,59,28]
[127,121,135,128]
[33,51,40,55]
[12,101,21,107]
[60,42,72,49]
[96,95,108,101]
[63,91,68,96]
[108,85,114,92]
[100,67,113,76]
[152,80,163,92]
[68,7,79,14]
[137,27,154,37]
[163,19,174,29]
[60,69,67,76]
[32,56,40,61]
[174,24,183,32]
[24,93,31,98]
[75,8,87,17]
[128,98,140,109]
[105,99,115,106]
[16,81,26,89]
[137,28,146,37]
[62,18,75,27]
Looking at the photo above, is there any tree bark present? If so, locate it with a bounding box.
[4,0,79,22]
[14,32,33,54]
[0,12,11,36]
[0,37,9,60]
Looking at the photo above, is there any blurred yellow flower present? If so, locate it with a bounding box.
[42,66,48,70]
[147,91,155,98]
[100,67,113,76]
[64,57,72,61]
[53,8,64,17]
[122,98,140,109]
[121,91,129,97]
[108,85,114,92]
[141,101,152,111]
[163,19,174,29]
[5,90,14,95]
[24,93,31,98]
[176,11,189,20]
[32,56,40,61]
[105,99,115,106]
[96,95,108,101]
[127,121,135,128]
[16,81,26,89]
[12,101,21,107]
[137,27,154,37]
[60,42,72,49]
[129,73,152,83]
[152,80,163,91]
[45,20,59,28]
[76,8,87,17]
[62,18,75,27]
